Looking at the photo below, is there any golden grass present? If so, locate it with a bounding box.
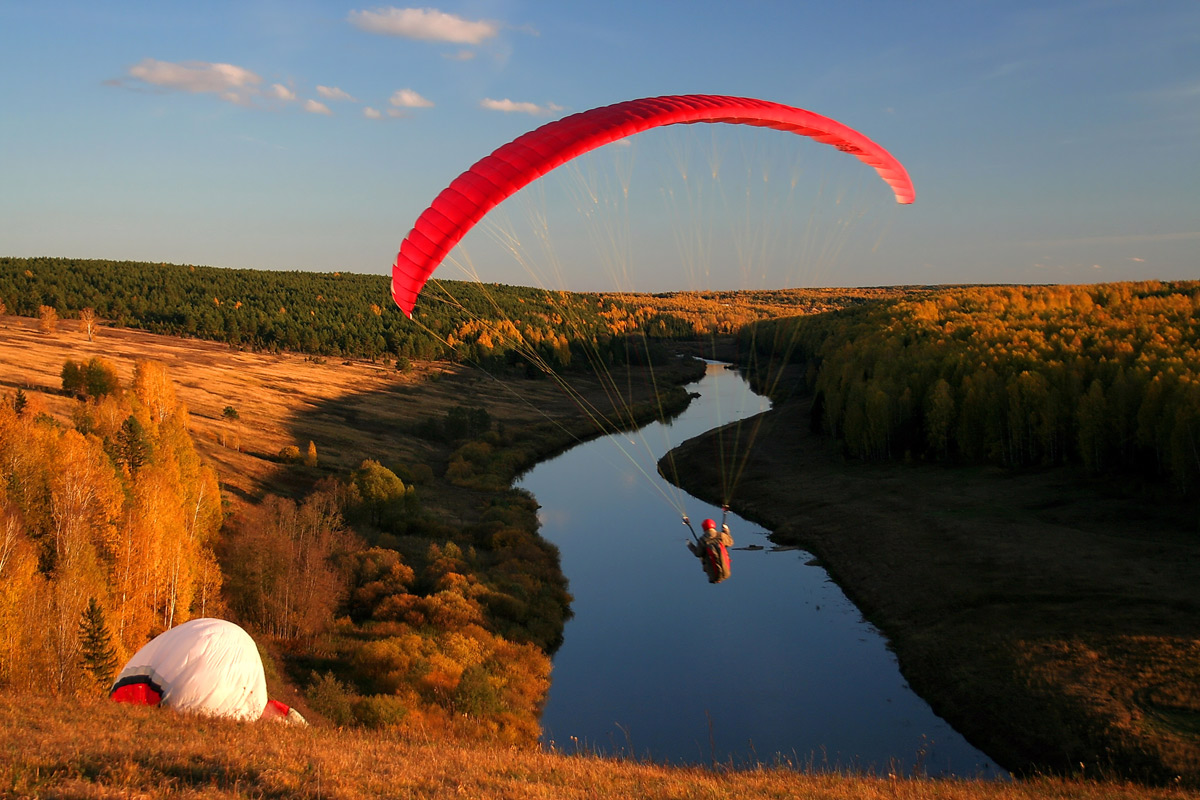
[2,314,390,504]
[0,314,687,516]
[4,695,1193,800]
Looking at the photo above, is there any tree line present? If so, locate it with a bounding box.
[0,257,640,367]
[1,257,904,374]
[744,281,1200,494]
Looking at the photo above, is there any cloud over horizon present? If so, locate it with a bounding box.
[480,98,563,115]
[348,7,498,44]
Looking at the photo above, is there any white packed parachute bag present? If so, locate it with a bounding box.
[109,618,269,721]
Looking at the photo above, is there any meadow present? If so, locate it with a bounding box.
[2,694,1194,800]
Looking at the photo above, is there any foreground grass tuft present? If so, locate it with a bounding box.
[2,696,1195,800]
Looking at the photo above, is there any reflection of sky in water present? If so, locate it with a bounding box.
[519,363,1001,777]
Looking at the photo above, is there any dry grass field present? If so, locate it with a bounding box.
[4,695,1196,800]
[3,313,395,504]
[0,313,690,515]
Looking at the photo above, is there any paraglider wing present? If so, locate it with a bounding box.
[109,618,269,721]
[392,94,915,317]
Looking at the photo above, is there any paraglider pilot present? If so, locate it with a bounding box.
[687,516,733,584]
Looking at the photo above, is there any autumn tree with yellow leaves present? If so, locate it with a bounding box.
[37,304,58,334]
[750,281,1200,494]
[0,360,222,694]
[78,308,98,342]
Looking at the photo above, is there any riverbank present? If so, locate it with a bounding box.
[663,396,1200,786]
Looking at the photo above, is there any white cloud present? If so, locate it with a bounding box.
[317,85,357,102]
[481,97,563,115]
[121,58,371,119]
[364,107,383,119]
[127,58,261,103]
[444,49,476,61]
[348,7,498,44]
[390,88,434,108]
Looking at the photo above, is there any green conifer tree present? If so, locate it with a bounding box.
[117,415,152,472]
[78,597,119,689]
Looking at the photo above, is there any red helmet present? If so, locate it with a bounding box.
[702,518,716,531]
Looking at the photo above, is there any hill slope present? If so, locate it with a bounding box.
[3,695,1192,800]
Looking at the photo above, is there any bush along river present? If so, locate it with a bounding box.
[518,361,1002,777]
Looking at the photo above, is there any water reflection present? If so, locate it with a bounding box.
[519,363,1000,776]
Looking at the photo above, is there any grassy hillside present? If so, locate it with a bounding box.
[0,310,703,740]
[3,695,1194,800]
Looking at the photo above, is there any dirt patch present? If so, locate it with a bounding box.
[666,396,1200,784]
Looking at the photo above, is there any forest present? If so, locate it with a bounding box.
[744,280,1200,495]
[0,256,905,369]
[0,362,223,696]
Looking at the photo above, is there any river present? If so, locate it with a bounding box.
[517,361,1001,776]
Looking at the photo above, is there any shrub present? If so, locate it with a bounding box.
[84,358,120,398]
[393,462,434,486]
[351,460,407,525]
[61,358,120,400]
[306,672,356,726]
[352,694,408,728]
[61,360,85,398]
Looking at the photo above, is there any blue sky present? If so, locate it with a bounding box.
[1,1,1197,294]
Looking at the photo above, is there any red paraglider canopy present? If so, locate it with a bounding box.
[392,94,914,317]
